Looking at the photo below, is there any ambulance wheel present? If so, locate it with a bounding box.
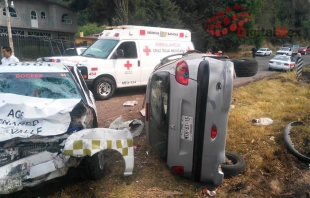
[94,77,116,100]
[85,151,105,180]
[231,59,258,77]
[221,151,246,177]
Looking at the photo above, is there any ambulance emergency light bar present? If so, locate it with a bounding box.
[99,25,191,41]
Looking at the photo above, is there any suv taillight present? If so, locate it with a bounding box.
[175,60,189,85]
[171,166,184,176]
[211,125,217,139]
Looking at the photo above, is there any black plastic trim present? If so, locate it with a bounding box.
[192,60,210,181]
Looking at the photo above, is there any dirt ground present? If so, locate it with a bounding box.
[95,86,147,128]
[3,83,310,198]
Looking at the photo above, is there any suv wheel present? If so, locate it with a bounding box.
[85,151,105,180]
[221,151,246,177]
[230,59,258,77]
[94,77,116,100]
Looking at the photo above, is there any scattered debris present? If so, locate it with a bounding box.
[202,188,216,196]
[252,117,273,126]
[109,117,144,137]
[146,150,151,155]
[140,108,146,116]
[270,136,275,141]
[123,101,138,106]
[230,105,235,109]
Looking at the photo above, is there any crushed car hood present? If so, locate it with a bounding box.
[0,93,81,141]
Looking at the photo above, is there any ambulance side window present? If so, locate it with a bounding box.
[115,42,137,59]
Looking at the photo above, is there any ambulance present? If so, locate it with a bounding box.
[38,25,194,100]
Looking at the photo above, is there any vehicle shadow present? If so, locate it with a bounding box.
[88,85,147,98]
[114,86,147,97]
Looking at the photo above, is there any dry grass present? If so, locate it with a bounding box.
[8,67,310,198]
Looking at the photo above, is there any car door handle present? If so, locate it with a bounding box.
[138,60,140,67]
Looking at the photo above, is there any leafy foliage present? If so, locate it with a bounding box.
[75,23,106,37]
[52,0,310,51]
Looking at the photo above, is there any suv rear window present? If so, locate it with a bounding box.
[0,73,82,99]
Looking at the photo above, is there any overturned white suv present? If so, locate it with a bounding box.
[0,62,134,194]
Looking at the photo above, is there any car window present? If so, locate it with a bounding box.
[259,48,266,51]
[65,48,78,56]
[149,76,170,160]
[273,57,289,61]
[82,39,119,59]
[115,41,138,59]
[281,47,290,51]
[0,73,83,99]
[75,68,92,100]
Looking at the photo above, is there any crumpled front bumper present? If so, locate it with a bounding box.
[0,128,134,194]
[0,151,71,194]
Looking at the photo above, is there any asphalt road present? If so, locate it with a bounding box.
[234,54,310,87]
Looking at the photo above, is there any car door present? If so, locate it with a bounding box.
[113,41,141,87]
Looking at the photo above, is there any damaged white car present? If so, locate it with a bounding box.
[0,62,134,194]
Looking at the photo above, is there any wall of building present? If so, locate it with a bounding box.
[0,0,77,33]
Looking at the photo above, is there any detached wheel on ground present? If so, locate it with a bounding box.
[283,122,310,163]
[230,59,258,77]
[85,151,105,180]
[221,151,246,177]
[94,77,116,100]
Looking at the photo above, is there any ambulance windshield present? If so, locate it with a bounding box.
[82,40,119,59]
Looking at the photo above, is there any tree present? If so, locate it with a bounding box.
[145,0,183,28]
[113,0,129,25]
[76,23,106,37]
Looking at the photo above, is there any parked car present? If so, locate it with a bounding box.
[65,47,88,56]
[268,55,295,71]
[276,47,292,56]
[0,62,134,194]
[145,51,254,185]
[255,48,272,56]
[292,44,299,55]
[298,46,310,55]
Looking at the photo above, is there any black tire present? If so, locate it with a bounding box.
[268,67,272,71]
[283,122,310,163]
[230,59,258,77]
[85,151,105,180]
[221,151,246,177]
[93,77,116,100]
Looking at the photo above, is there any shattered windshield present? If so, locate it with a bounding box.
[0,73,82,99]
[82,39,119,59]
[280,47,290,51]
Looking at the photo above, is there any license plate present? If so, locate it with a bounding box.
[181,115,193,141]
[276,62,281,65]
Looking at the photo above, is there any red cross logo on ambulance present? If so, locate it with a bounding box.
[124,61,132,70]
[143,46,151,56]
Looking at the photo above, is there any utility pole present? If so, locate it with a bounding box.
[4,0,14,55]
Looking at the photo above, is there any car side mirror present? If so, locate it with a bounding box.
[116,49,124,59]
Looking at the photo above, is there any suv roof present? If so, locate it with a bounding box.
[0,62,70,73]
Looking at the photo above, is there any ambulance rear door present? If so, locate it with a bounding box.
[138,40,194,85]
